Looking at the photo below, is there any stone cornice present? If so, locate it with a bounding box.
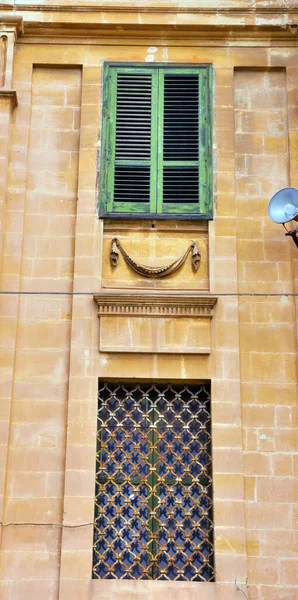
[4,14,298,41]
[2,7,298,40]
[19,28,298,44]
[3,3,298,14]
[93,292,218,319]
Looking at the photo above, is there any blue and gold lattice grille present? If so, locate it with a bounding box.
[93,382,214,581]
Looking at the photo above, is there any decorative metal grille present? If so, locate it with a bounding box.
[93,382,214,581]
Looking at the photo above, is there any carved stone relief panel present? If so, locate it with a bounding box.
[101,220,209,290]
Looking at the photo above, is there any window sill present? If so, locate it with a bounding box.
[91,579,217,598]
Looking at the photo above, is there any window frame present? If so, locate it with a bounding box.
[99,62,213,220]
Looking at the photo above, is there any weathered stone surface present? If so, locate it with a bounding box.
[0,5,297,600]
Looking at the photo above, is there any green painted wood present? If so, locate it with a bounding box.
[99,63,213,219]
[206,64,213,218]
[99,63,111,216]
[198,67,213,218]
[106,66,117,214]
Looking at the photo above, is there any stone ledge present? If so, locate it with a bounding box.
[93,292,217,318]
[91,579,218,600]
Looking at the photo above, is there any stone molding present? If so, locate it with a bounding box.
[93,292,217,319]
[94,292,217,353]
[0,16,23,89]
[1,8,298,40]
[5,3,298,15]
[19,24,298,40]
[0,89,18,109]
[0,15,23,36]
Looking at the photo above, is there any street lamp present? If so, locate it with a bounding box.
[268,186,298,248]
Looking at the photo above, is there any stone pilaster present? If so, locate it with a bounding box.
[0,16,23,259]
[0,13,22,557]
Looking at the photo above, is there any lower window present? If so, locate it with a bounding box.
[92,382,214,581]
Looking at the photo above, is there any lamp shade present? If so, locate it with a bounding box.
[268,187,298,224]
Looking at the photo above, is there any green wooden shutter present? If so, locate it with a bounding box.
[100,65,158,216]
[157,67,212,217]
[100,64,212,219]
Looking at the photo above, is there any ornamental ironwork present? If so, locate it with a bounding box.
[93,382,214,581]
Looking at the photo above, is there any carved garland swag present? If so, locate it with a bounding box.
[110,238,201,278]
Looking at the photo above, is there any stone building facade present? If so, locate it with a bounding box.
[0,1,298,599]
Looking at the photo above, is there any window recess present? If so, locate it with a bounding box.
[93,382,214,581]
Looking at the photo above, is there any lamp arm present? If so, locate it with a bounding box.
[283,224,298,248]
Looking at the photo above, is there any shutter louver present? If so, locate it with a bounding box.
[160,73,200,212]
[113,73,153,210]
[163,167,198,204]
[115,74,152,161]
[114,166,151,204]
[163,75,199,161]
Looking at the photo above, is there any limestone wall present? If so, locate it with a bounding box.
[0,4,298,600]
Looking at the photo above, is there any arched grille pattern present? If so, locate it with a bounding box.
[93,382,214,581]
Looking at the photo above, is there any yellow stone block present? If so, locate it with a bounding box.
[100,315,212,354]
